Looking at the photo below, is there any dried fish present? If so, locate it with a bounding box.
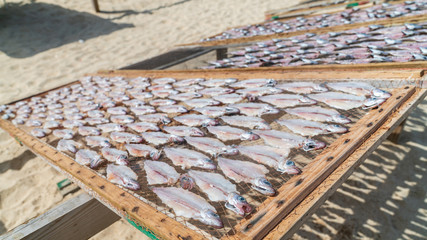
[174,114,218,127]
[308,92,368,110]
[163,126,205,137]
[277,119,348,136]
[212,93,245,104]
[107,164,140,190]
[141,132,184,145]
[194,106,240,117]
[183,98,221,108]
[220,115,271,130]
[285,106,351,124]
[254,130,326,151]
[101,147,129,165]
[229,103,279,116]
[97,123,126,133]
[138,114,171,124]
[184,136,238,156]
[75,149,103,168]
[57,139,82,153]
[326,82,391,98]
[230,79,276,88]
[110,115,135,124]
[85,136,111,148]
[164,147,216,170]
[125,144,161,160]
[129,106,156,115]
[258,94,317,108]
[144,160,180,185]
[207,125,259,141]
[110,132,143,143]
[78,126,101,136]
[127,122,159,133]
[157,105,188,114]
[276,82,328,94]
[53,129,74,139]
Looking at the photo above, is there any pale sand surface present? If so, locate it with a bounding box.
[0,0,426,239]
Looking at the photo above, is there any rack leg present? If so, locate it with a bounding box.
[92,0,100,12]
[216,48,227,60]
[387,119,406,143]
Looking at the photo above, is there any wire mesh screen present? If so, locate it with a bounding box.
[0,75,414,239]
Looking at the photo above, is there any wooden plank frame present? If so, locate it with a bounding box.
[1,69,425,240]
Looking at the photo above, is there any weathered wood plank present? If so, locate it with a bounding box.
[232,86,416,240]
[1,193,119,240]
[264,88,427,239]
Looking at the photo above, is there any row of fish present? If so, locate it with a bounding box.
[201,0,427,42]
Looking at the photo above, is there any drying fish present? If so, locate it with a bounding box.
[152,187,223,228]
[199,87,235,97]
[207,125,259,141]
[254,130,326,151]
[125,144,161,160]
[163,126,204,137]
[285,106,351,124]
[97,123,126,133]
[53,129,74,139]
[174,114,218,127]
[326,82,391,98]
[183,98,220,108]
[169,92,202,101]
[85,136,111,147]
[277,119,348,136]
[229,103,279,116]
[110,115,135,124]
[85,117,109,125]
[107,164,140,190]
[107,107,128,115]
[75,149,103,168]
[184,136,238,156]
[230,79,276,88]
[122,99,145,107]
[57,139,82,153]
[64,113,83,120]
[152,89,179,98]
[164,147,215,170]
[148,84,173,91]
[194,106,240,117]
[308,92,377,110]
[138,114,171,124]
[149,99,176,106]
[157,105,188,114]
[276,82,328,94]
[218,157,275,196]
[175,85,204,92]
[212,93,244,104]
[129,106,156,115]
[236,87,283,98]
[200,78,237,87]
[101,147,129,165]
[110,132,143,143]
[63,120,85,129]
[144,160,180,185]
[127,122,159,133]
[259,94,317,108]
[173,78,204,87]
[141,132,184,145]
[78,126,101,136]
[87,110,105,118]
[131,92,153,100]
[183,170,252,216]
[31,128,50,138]
[43,120,61,129]
[220,115,271,130]
[26,119,42,127]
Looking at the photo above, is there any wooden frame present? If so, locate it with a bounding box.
[1,69,426,239]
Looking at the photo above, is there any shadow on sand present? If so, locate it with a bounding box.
[0,2,133,58]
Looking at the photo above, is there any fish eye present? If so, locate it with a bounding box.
[237,196,245,201]
[262,179,272,186]
[286,160,295,166]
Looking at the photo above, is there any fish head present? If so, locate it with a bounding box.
[149,150,162,160]
[226,192,252,216]
[117,124,127,131]
[190,128,205,137]
[332,115,351,124]
[277,159,302,175]
[266,79,277,87]
[269,87,283,94]
[179,174,195,190]
[264,106,280,115]
[224,88,235,94]
[240,132,260,141]
[161,116,171,124]
[115,155,129,166]
[199,158,216,170]
[325,124,348,134]
[371,89,391,99]
[302,139,326,151]
[194,93,203,98]
[200,209,223,229]
[169,135,185,144]
[90,157,104,169]
[102,140,111,147]
[300,96,317,105]
[224,107,240,115]
[123,177,140,190]
[222,147,239,155]
[246,94,258,102]
[131,136,143,143]
[315,83,329,92]
[363,97,386,109]
[202,119,219,127]
[252,177,275,196]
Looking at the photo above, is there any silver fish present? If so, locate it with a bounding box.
[200,78,237,87]
[163,126,205,137]
[43,120,61,129]
[254,130,326,151]
[78,126,101,136]
[107,164,140,190]
[101,147,129,165]
[125,144,161,160]
[173,78,205,87]
[127,122,159,133]
[277,119,348,136]
[276,82,328,94]
[229,103,279,116]
[57,139,82,153]
[152,187,223,228]
[97,123,126,132]
[259,94,317,108]
[308,92,367,110]
[148,84,173,91]
[169,92,203,101]
[152,77,176,85]
[107,107,128,115]
[63,120,85,129]
[194,106,240,117]
[218,157,275,196]
[212,93,244,104]
[122,99,146,107]
[285,106,351,124]
[152,89,179,98]
[85,136,111,147]
[144,160,180,185]
[130,106,156,115]
[175,84,204,92]
[184,136,238,156]
[53,129,74,139]
[220,115,271,130]
[87,110,105,118]
[326,82,391,98]
[174,114,218,127]
[110,132,143,143]
[230,79,276,88]
[138,114,171,124]
[85,117,109,125]
[207,125,259,141]
[110,115,135,124]
[157,105,188,114]
[75,149,103,168]
[149,99,176,106]
[164,147,215,170]
[183,98,220,108]
[141,132,184,145]
[236,87,282,97]
[199,87,235,97]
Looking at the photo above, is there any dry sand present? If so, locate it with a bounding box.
[0,0,426,239]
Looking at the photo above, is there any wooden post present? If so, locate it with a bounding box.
[92,0,100,12]
[387,119,406,143]
[216,48,228,60]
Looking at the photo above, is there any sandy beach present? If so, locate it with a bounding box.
[0,0,426,239]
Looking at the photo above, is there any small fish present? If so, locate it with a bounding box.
[63,120,85,129]
[129,106,156,115]
[308,92,367,110]
[218,157,275,196]
[236,87,282,97]
[85,136,111,147]
[152,78,176,85]
[173,78,205,87]
[175,85,204,92]
[199,87,235,97]
[169,92,203,101]
[174,114,218,127]
[144,160,180,185]
[276,82,328,94]
[78,126,101,136]
[148,84,173,91]
[220,115,271,130]
[107,164,140,190]
[164,147,215,170]
[183,98,221,108]
[43,120,61,129]
[64,113,83,120]
[184,170,252,216]
[85,117,109,125]
[152,187,223,228]
[277,119,348,136]
[75,149,103,168]
[230,79,276,88]
[200,78,237,87]
[53,129,74,139]
[212,93,244,104]
[184,136,238,156]
[194,106,240,117]
[125,144,161,160]
[254,130,326,151]
[207,126,259,141]
[101,147,129,165]
[122,99,146,107]
[141,132,184,145]
[152,89,179,98]
[149,99,176,106]
[157,105,188,114]
[229,103,279,116]
[107,107,128,115]
[163,126,205,137]
[138,114,171,124]
[87,110,105,118]
[127,122,159,132]
[26,119,42,127]
[97,123,126,132]
[285,106,351,124]
[57,139,82,153]
[110,132,143,143]
[260,94,317,109]
[131,92,154,100]
[326,82,391,98]
[110,115,135,124]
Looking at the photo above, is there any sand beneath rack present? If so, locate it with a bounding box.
[0,0,426,239]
